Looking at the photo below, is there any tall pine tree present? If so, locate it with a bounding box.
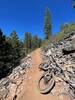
[24,32,32,54]
[10,31,21,65]
[44,8,52,39]
[0,29,13,78]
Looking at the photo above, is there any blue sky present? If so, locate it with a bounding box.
[0,0,75,39]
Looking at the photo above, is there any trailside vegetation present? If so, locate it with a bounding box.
[0,30,42,79]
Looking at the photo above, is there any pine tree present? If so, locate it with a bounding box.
[31,35,41,50]
[24,32,32,54]
[0,29,13,78]
[10,31,21,65]
[44,7,52,39]
[38,38,42,47]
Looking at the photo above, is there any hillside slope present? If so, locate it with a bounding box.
[17,48,71,100]
[0,47,73,100]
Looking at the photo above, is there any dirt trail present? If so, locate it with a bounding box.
[18,48,72,100]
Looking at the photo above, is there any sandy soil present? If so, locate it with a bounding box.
[17,48,72,100]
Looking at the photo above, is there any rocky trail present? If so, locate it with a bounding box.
[17,48,72,100]
[0,48,74,100]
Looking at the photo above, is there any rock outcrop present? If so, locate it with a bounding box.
[0,54,32,100]
[40,31,75,100]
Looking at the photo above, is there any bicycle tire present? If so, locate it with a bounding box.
[38,75,55,94]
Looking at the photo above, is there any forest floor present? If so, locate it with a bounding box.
[17,48,72,100]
